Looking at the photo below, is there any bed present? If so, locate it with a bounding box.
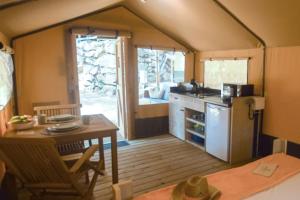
[246,172,300,199]
[113,153,300,200]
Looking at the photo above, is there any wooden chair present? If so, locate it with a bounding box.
[33,104,89,155]
[0,137,103,200]
[33,104,95,183]
[33,104,80,116]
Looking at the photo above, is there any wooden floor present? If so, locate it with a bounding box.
[19,134,230,199]
[92,134,230,200]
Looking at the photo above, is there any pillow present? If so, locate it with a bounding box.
[160,82,177,100]
[148,87,165,99]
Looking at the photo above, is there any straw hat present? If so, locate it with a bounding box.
[172,176,221,200]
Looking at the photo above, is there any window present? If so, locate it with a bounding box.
[137,48,185,105]
[204,59,248,90]
[0,51,13,110]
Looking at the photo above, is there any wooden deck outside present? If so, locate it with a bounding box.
[93,134,229,200]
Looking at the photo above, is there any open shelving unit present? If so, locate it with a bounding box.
[185,108,206,150]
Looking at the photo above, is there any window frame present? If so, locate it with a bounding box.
[136,47,186,105]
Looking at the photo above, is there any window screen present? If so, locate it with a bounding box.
[204,59,248,90]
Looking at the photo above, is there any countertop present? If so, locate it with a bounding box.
[170,92,231,107]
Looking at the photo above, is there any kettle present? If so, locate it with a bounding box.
[190,79,198,93]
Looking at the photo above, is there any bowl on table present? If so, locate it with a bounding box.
[9,121,34,130]
[8,115,34,130]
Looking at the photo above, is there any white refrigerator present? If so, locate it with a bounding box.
[206,103,231,162]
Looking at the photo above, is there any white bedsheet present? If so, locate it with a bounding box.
[246,172,300,200]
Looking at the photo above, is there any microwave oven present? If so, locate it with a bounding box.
[222,83,254,98]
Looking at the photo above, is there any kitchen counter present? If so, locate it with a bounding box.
[169,92,255,164]
[202,96,230,107]
[170,92,230,107]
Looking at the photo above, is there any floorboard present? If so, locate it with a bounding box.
[93,134,229,200]
[19,134,230,200]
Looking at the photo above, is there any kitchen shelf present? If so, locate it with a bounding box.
[186,128,205,139]
[186,117,205,126]
[185,107,206,152]
[186,140,205,151]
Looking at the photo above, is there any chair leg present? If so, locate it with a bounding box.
[87,160,105,176]
[84,171,99,200]
[85,171,90,184]
[98,138,105,170]
[84,159,105,199]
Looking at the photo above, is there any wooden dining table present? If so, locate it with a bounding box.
[4,114,119,184]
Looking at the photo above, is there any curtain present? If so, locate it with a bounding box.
[0,50,13,136]
[0,51,14,183]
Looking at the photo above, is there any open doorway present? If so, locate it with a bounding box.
[74,35,131,145]
[75,35,118,124]
[69,29,133,142]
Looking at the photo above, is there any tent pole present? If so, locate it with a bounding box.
[213,0,266,157]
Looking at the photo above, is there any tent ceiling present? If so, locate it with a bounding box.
[0,0,299,50]
[124,0,260,50]
[219,0,300,47]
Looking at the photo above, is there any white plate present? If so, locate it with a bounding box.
[47,114,75,122]
[47,122,81,132]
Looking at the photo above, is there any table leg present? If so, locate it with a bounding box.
[111,131,118,184]
[98,137,105,170]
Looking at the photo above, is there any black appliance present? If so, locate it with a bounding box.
[222,83,254,98]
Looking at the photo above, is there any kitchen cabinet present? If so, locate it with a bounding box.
[169,93,205,142]
[185,108,206,150]
[169,94,185,140]
[169,92,255,164]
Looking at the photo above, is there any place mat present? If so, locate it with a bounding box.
[41,126,88,136]
[104,140,130,150]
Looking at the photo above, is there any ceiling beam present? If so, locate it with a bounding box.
[0,0,34,11]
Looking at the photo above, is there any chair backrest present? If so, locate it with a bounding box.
[0,137,71,186]
[33,104,80,116]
